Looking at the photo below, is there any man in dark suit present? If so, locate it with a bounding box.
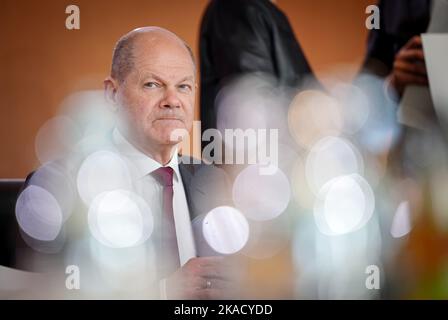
[16,27,236,299]
[363,0,431,95]
[199,0,315,152]
[361,0,437,177]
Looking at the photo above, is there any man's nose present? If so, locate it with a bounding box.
[160,87,181,109]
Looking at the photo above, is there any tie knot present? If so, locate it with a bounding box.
[152,166,174,187]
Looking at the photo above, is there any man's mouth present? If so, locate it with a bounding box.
[154,117,184,125]
[156,117,182,121]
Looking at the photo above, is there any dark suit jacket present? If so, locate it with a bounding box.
[0,180,24,267]
[199,0,315,141]
[179,157,232,221]
[2,156,232,270]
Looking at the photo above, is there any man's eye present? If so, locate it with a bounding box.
[144,82,159,88]
[179,84,192,91]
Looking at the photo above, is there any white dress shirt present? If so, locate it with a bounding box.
[112,128,197,266]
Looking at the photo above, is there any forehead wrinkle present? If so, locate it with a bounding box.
[134,62,195,83]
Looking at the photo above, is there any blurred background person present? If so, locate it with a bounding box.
[199,0,317,155]
[361,0,448,299]
[362,0,448,130]
[363,0,431,95]
[198,0,321,299]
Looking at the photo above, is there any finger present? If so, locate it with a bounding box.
[201,278,233,290]
[196,288,229,300]
[397,48,425,61]
[197,256,225,265]
[403,35,422,50]
[395,70,429,86]
[184,256,224,269]
[198,265,232,280]
[190,277,232,292]
[196,256,233,269]
[394,60,427,76]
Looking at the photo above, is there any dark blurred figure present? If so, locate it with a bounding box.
[199,0,315,151]
[363,0,432,96]
[0,180,23,268]
[362,0,438,175]
[363,0,448,299]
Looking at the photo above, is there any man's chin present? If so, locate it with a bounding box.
[145,126,189,146]
[165,128,189,143]
[155,134,185,146]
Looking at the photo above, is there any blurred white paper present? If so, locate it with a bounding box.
[422,33,448,126]
[397,85,434,130]
[397,0,448,130]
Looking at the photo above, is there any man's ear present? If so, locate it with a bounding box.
[104,77,119,111]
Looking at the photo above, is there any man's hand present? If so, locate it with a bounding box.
[389,36,429,96]
[165,257,238,299]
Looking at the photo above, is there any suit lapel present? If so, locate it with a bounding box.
[179,160,202,221]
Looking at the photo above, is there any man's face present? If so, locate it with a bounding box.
[115,34,195,149]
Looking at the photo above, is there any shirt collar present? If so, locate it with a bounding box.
[112,127,180,181]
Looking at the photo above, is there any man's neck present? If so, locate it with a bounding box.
[145,146,176,166]
[131,137,176,166]
[115,128,177,166]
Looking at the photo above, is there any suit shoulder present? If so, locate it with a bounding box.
[178,155,214,175]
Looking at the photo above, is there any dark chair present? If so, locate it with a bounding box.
[0,179,24,267]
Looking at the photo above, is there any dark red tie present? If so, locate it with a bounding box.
[151,167,180,278]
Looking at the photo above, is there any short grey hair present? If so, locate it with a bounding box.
[110,27,196,83]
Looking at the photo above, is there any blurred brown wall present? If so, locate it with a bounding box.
[0,0,375,178]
